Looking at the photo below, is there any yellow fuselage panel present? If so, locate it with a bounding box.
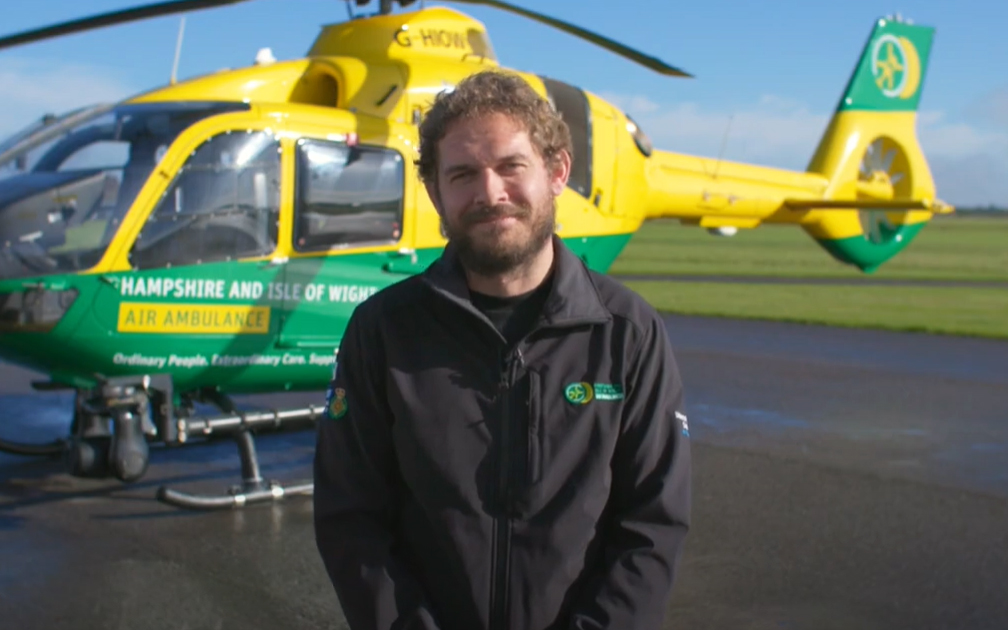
[115,52,642,272]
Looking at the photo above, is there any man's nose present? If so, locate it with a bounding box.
[473,169,508,206]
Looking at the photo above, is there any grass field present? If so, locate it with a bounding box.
[611,215,1008,338]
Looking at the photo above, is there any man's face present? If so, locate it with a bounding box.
[427,112,570,276]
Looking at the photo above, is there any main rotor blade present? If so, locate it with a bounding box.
[0,0,253,51]
[447,0,693,77]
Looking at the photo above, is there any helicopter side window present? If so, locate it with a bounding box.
[293,138,404,252]
[540,77,592,198]
[130,130,281,269]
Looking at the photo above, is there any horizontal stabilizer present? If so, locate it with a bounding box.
[784,198,954,213]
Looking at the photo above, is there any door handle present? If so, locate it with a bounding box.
[383,249,427,275]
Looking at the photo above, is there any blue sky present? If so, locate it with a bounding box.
[1,0,1006,206]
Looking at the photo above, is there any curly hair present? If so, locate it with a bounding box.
[417,70,573,190]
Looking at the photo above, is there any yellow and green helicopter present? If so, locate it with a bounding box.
[0,0,950,508]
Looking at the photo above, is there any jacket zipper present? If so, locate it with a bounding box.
[490,346,522,630]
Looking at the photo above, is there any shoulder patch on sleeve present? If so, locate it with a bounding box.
[325,387,348,420]
[323,355,347,420]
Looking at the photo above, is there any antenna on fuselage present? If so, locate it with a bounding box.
[170,15,186,85]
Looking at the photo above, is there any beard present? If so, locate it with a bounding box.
[442,197,556,277]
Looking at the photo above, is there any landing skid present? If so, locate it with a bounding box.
[0,386,87,458]
[4,376,325,510]
[0,436,65,457]
[156,393,323,509]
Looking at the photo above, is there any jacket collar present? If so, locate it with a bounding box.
[421,234,611,328]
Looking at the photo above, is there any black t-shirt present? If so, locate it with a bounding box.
[470,274,553,349]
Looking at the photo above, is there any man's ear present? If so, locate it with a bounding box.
[548,149,572,198]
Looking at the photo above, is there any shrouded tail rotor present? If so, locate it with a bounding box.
[858,137,911,245]
[799,16,950,272]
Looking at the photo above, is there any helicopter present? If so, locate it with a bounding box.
[0,0,951,509]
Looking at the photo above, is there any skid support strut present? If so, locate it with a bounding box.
[156,397,325,510]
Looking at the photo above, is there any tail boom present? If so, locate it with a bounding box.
[625,15,946,273]
[640,141,946,229]
[642,149,831,229]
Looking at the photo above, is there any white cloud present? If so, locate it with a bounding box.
[602,93,661,115]
[601,92,1008,207]
[601,90,831,171]
[0,58,137,139]
[963,84,1008,130]
[927,154,1008,208]
[918,111,1008,161]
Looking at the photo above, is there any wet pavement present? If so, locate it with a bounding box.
[1,314,1007,630]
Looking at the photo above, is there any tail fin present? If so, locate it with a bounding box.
[838,16,933,113]
[800,16,950,272]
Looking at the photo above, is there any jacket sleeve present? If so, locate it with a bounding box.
[314,304,441,630]
[568,312,692,630]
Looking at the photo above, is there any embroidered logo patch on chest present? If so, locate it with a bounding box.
[564,382,624,405]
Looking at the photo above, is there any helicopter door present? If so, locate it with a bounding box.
[275,136,405,352]
[102,129,282,371]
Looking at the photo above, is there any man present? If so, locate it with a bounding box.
[314,70,691,630]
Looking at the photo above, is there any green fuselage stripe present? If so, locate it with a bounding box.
[814,222,925,272]
[0,233,635,394]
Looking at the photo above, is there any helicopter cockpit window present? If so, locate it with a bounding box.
[130,130,281,269]
[293,138,404,251]
[0,101,250,280]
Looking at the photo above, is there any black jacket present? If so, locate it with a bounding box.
[314,236,691,630]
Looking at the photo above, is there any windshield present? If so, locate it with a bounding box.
[0,101,250,281]
[0,103,114,161]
